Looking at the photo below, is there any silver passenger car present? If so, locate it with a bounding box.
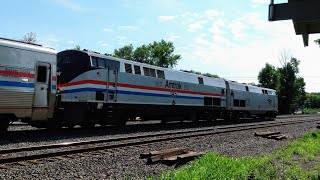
[0,38,57,131]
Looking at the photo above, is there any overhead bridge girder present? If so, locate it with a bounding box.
[269,0,320,46]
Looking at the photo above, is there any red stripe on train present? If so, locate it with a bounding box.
[58,80,224,97]
[0,70,34,78]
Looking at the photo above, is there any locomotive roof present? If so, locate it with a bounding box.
[0,37,56,55]
[69,49,224,80]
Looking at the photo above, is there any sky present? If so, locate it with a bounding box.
[1,0,320,92]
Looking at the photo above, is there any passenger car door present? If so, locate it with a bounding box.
[34,62,50,107]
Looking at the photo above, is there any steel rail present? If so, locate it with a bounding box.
[0,118,319,164]
[0,117,318,155]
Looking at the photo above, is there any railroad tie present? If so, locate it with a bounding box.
[255,131,287,140]
[140,147,204,165]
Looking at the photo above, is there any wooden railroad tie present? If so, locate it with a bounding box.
[140,147,204,165]
[255,131,287,140]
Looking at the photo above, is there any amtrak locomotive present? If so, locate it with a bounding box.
[0,38,278,131]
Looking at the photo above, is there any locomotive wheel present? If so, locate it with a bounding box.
[212,113,218,121]
[224,112,231,121]
[189,112,198,122]
[0,115,10,132]
[113,113,128,126]
[47,118,62,129]
[206,113,213,122]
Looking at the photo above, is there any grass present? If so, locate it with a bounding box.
[303,108,319,114]
[153,131,320,180]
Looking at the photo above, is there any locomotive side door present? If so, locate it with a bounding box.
[105,59,120,102]
[34,62,50,107]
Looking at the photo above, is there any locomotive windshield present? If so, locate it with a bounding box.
[57,50,90,84]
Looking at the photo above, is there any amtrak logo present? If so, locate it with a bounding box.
[267,99,272,105]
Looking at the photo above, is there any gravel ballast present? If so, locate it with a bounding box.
[0,118,319,179]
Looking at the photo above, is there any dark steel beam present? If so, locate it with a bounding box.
[269,1,320,22]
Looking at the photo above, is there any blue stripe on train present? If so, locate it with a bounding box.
[59,88,203,100]
[0,80,34,88]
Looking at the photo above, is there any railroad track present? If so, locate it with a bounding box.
[0,117,319,168]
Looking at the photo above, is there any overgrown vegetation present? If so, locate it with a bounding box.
[155,131,320,179]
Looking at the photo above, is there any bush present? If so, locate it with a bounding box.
[303,108,319,114]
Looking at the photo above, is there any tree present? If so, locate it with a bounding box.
[257,52,306,114]
[113,40,181,68]
[20,32,37,43]
[113,44,134,61]
[132,45,153,65]
[305,93,320,108]
[149,40,181,68]
[293,77,306,109]
[181,70,219,78]
[74,45,81,50]
[314,39,320,46]
[258,63,278,89]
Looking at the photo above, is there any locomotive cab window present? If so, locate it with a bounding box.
[91,57,98,67]
[37,66,47,83]
[98,58,106,68]
[134,65,141,75]
[198,77,204,85]
[125,63,133,73]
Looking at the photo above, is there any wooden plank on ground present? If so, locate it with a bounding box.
[255,131,281,137]
[274,135,287,140]
[266,134,287,140]
[147,148,191,164]
[177,152,204,160]
[140,147,189,159]
[161,152,205,165]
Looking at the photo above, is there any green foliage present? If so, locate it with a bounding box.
[258,63,279,89]
[113,40,181,68]
[154,131,320,180]
[20,32,37,43]
[180,70,219,78]
[113,44,134,61]
[305,93,320,108]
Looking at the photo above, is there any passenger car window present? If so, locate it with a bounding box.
[134,65,141,75]
[150,68,156,77]
[125,63,132,73]
[143,67,150,76]
[37,66,47,83]
[157,70,165,79]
